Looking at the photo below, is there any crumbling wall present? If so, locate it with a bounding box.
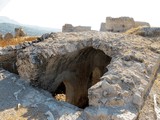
[100,22,107,31]
[106,17,135,32]
[16,31,160,119]
[135,21,150,28]
[101,17,150,33]
[0,38,42,74]
[62,24,91,32]
[135,27,160,37]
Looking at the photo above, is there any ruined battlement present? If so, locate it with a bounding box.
[62,24,91,32]
[100,17,150,32]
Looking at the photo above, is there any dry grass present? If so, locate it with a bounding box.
[55,94,66,101]
[0,36,38,47]
[125,26,144,35]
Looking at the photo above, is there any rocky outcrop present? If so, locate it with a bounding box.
[135,21,150,28]
[62,24,91,32]
[0,33,3,40]
[4,32,13,40]
[16,31,160,119]
[126,26,160,37]
[0,38,39,73]
[15,27,26,37]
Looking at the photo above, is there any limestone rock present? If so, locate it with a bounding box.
[0,69,82,120]
[135,21,150,28]
[4,32,13,40]
[15,27,26,37]
[126,26,160,37]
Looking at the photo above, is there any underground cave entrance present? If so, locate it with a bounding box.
[53,47,112,109]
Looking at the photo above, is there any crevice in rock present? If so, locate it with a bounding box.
[51,47,112,108]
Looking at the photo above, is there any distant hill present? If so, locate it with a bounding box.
[0,16,20,24]
[0,16,61,36]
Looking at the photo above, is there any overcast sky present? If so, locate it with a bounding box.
[0,0,160,30]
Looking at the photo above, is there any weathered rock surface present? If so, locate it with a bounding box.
[0,68,83,120]
[127,26,160,37]
[135,21,150,28]
[4,32,13,40]
[15,27,26,37]
[0,38,38,73]
[62,24,91,32]
[16,31,160,119]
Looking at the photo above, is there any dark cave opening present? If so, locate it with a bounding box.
[53,47,112,109]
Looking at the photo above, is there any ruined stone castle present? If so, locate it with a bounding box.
[100,17,150,32]
[62,24,91,32]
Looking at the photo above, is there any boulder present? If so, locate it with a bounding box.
[15,27,26,37]
[126,26,160,37]
[4,32,13,40]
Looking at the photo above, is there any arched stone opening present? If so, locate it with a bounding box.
[53,47,112,108]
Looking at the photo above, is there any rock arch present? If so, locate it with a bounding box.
[52,47,111,108]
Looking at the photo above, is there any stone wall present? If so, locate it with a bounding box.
[106,17,135,32]
[100,22,107,31]
[100,17,150,32]
[62,24,91,32]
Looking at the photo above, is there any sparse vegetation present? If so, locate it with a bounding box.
[125,26,144,34]
[0,36,38,47]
